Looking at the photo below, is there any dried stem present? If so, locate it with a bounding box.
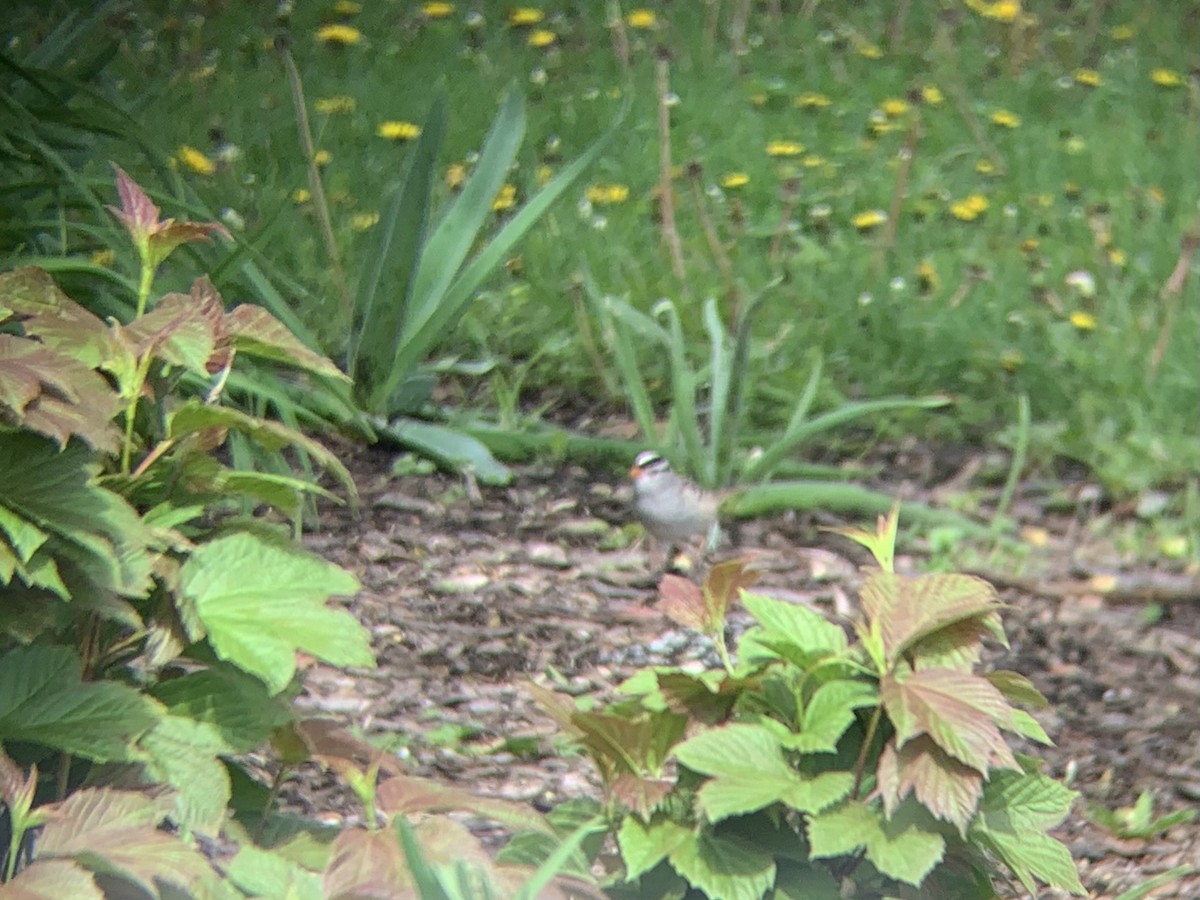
[607,0,630,72]
[1149,216,1200,376]
[887,0,911,51]
[278,38,353,329]
[768,178,801,263]
[730,0,752,59]
[686,163,739,322]
[873,112,920,275]
[655,49,687,284]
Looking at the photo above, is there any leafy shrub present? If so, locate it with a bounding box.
[530,510,1086,898]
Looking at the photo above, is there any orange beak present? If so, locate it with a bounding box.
[629,464,643,479]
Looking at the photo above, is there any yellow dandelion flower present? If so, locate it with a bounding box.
[445,163,466,190]
[858,43,883,59]
[334,0,361,14]
[950,193,989,221]
[178,145,216,176]
[795,92,831,109]
[969,0,1020,23]
[1019,238,1039,254]
[1064,134,1086,154]
[920,84,944,105]
[493,184,518,211]
[881,98,909,118]
[765,140,805,157]
[1148,186,1165,204]
[852,209,887,231]
[377,120,422,140]
[313,150,332,167]
[422,2,455,17]
[586,183,630,205]
[508,7,543,25]
[1069,310,1097,330]
[802,155,826,168]
[536,164,554,186]
[1108,247,1127,267]
[1073,68,1102,87]
[293,188,312,203]
[625,9,657,28]
[917,259,939,292]
[315,95,356,114]
[720,172,750,189]
[749,93,768,107]
[316,23,362,45]
[1111,24,1134,41]
[989,109,1021,128]
[1151,68,1183,87]
[975,159,996,175]
[351,212,379,231]
[527,29,556,47]
[90,248,116,267]
[1000,349,1024,371]
[1032,193,1053,209]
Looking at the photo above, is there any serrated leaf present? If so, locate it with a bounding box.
[876,736,983,835]
[0,335,121,453]
[0,266,111,367]
[179,532,371,694]
[655,671,748,724]
[151,665,296,752]
[0,644,162,761]
[570,707,688,788]
[880,667,1017,773]
[658,574,706,631]
[616,817,693,882]
[226,845,324,900]
[771,859,841,900]
[0,859,103,899]
[139,715,232,834]
[375,774,551,834]
[986,670,1050,709]
[224,303,349,381]
[168,400,357,501]
[975,768,1077,833]
[861,572,1003,665]
[786,679,877,753]
[974,829,1086,896]
[37,787,212,894]
[122,288,219,374]
[807,799,945,887]
[322,828,410,899]
[668,830,775,900]
[740,592,848,658]
[0,433,154,596]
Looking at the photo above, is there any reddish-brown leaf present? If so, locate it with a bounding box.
[0,268,110,368]
[880,667,1018,774]
[376,775,551,834]
[124,288,219,374]
[222,304,349,380]
[876,735,983,835]
[659,574,706,631]
[0,859,103,900]
[323,828,409,900]
[609,772,675,819]
[861,572,1003,664]
[294,719,402,781]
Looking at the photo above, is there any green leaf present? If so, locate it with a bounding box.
[226,844,324,900]
[0,432,154,596]
[0,643,162,761]
[973,829,1085,896]
[224,303,350,382]
[616,816,693,882]
[667,830,775,900]
[788,679,878,753]
[122,288,217,375]
[674,723,852,821]
[771,859,841,900]
[740,592,848,659]
[150,665,296,752]
[139,715,231,834]
[377,417,512,485]
[807,799,946,887]
[179,532,372,694]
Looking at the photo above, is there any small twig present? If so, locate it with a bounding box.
[886,0,911,51]
[1149,216,1200,376]
[686,162,739,323]
[655,48,687,284]
[277,37,353,329]
[768,178,801,262]
[606,0,630,73]
[873,110,920,275]
[729,0,752,60]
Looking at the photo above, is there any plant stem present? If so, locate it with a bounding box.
[134,258,154,318]
[120,349,155,474]
[655,49,687,284]
[851,705,882,797]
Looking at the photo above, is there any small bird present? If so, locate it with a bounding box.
[628,450,722,551]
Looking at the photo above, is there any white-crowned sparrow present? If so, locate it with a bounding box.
[628,450,722,549]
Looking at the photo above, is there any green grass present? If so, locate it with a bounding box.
[4,1,1199,493]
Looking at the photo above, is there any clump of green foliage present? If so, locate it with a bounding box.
[529,509,1086,898]
[0,169,590,898]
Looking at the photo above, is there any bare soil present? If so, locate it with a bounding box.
[296,442,1200,899]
